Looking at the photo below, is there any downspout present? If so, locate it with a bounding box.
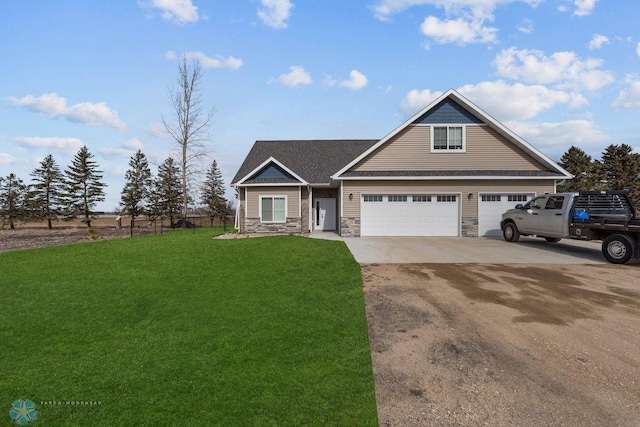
[308,185,313,232]
[233,184,239,230]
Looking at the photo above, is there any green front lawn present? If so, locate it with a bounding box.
[0,229,377,426]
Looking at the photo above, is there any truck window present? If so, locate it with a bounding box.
[525,196,545,210]
[545,196,565,210]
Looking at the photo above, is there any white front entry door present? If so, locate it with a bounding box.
[316,198,336,230]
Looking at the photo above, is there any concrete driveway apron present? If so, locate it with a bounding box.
[343,236,607,264]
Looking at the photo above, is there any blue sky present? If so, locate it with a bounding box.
[2,0,639,211]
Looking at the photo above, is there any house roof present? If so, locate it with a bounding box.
[339,170,566,179]
[333,89,573,180]
[232,139,378,186]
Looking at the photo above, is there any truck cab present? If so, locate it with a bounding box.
[502,193,575,240]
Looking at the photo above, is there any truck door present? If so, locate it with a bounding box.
[517,195,546,233]
[539,195,566,237]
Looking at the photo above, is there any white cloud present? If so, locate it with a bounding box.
[5,93,127,130]
[588,33,609,50]
[494,47,615,91]
[142,0,199,25]
[401,89,443,116]
[123,138,144,151]
[274,66,312,87]
[339,70,368,91]
[0,152,17,165]
[371,0,540,21]
[517,18,533,34]
[573,0,598,16]
[420,15,497,45]
[506,120,609,146]
[612,75,640,110]
[258,0,294,29]
[457,81,585,121]
[371,1,545,45]
[166,51,243,70]
[147,122,168,138]
[637,42,640,57]
[14,136,85,155]
[401,81,588,121]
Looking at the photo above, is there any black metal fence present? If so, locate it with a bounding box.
[117,215,235,237]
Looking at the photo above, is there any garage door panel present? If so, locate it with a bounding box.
[478,193,533,237]
[361,194,459,237]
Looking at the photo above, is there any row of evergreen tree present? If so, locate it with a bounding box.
[558,143,640,205]
[0,146,227,230]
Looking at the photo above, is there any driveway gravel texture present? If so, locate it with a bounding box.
[363,262,640,426]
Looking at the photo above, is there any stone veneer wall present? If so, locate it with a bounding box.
[340,217,361,237]
[245,217,302,234]
[461,217,478,237]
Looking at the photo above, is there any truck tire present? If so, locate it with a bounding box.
[544,237,561,243]
[602,234,635,264]
[503,222,520,242]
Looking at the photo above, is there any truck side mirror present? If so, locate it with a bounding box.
[515,204,524,210]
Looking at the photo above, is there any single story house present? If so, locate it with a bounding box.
[232,89,572,237]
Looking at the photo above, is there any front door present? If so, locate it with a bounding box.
[316,198,336,231]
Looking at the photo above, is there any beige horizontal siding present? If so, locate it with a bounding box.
[353,125,546,172]
[342,180,555,219]
[245,186,300,218]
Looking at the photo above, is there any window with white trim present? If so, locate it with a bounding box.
[432,126,464,151]
[412,195,432,202]
[508,194,529,202]
[436,196,458,202]
[260,196,286,222]
[387,195,408,202]
[437,195,457,202]
[363,195,383,202]
[481,195,501,202]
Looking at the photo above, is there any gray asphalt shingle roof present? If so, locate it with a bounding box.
[232,140,379,185]
[339,170,566,178]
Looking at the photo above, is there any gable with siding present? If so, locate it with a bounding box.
[343,92,558,175]
[352,124,549,172]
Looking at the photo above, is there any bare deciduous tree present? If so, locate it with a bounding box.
[162,54,214,226]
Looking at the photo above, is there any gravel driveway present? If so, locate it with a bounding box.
[363,262,640,426]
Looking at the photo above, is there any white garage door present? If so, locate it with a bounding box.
[361,194,460,237]
[478,193,534,236]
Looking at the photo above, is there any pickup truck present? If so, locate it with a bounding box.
[500,190,640,264]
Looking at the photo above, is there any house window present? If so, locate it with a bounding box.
[260,196,286,222]
[412,195,431,202]
[387,195,407,202]
[437,195,457,202]
[432,126,464,151]
[481,195,501,202]
[363,195,383,202]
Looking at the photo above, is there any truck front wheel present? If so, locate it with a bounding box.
[602,234,635,264]
[503,222,520,242]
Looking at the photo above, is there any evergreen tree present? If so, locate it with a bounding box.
[557,146,604,192]
[200,160,227,221]
[0,173,28,230]
[601,144,640,204]
[152,157,183,226]
[29,154,63,229]
[61,146,107,227]
[120,149,152,226]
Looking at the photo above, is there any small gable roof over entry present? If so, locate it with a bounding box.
[232,139,378,185]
